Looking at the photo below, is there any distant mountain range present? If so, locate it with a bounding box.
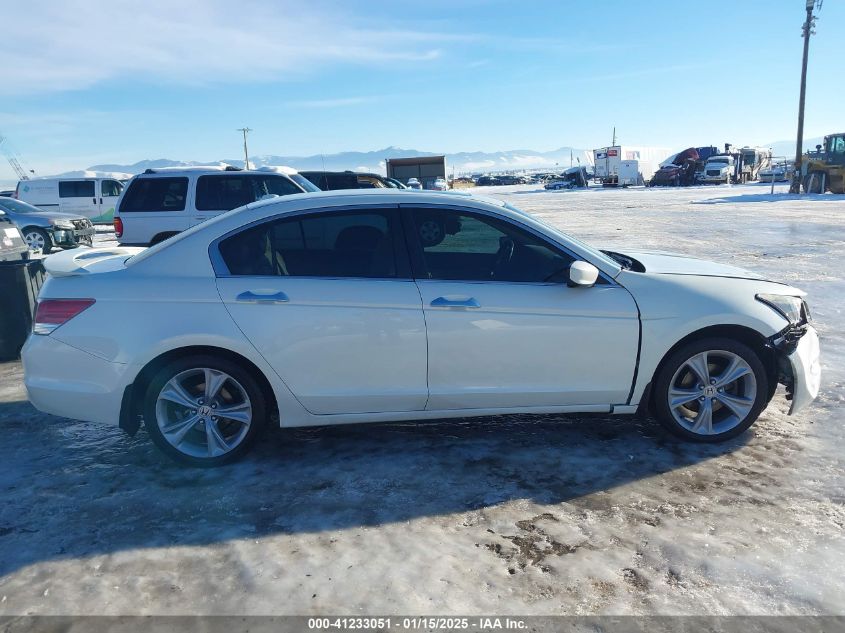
[74,146,592,178]
[19,138,828,183]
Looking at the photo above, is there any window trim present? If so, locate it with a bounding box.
[399,203,617,286]
[209,204,413,280]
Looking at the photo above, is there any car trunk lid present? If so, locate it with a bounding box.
[42,246,145,277]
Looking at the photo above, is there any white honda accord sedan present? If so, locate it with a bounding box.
[22,190,821,466]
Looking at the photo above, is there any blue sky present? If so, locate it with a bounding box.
[0,0,841,183]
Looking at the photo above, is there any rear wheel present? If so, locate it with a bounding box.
[653,338,769,442]
[150,231,179,246]
[143,356,267,466]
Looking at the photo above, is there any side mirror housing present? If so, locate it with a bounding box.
[568,260,599,288]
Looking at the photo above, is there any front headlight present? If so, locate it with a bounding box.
[51,221,74,230]
[756,293,806,324]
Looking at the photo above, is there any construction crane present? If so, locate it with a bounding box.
[0,132,34,181]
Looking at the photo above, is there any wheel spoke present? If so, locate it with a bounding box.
[161,414,202,445]
[669,387,700,408]
[715,392,754,419]
[206,420,230,457]
[685,352,710,385]
[215,401,252,425]
[159,379,198,410]
[715,356,751,388]
[691,398,714,434]
[203,368,228,402]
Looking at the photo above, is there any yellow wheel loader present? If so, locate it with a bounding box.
[800,133,845,194]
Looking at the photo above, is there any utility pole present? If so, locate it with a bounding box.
[789,0,820,194]
[237,127,252,170]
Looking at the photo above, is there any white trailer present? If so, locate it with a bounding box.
[593,146,671,186]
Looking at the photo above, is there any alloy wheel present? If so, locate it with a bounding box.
[667,350,757,436]
[24,230,46,251]
[155,367,252,458]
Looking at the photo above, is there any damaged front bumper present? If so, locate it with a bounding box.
[770,323,821,414]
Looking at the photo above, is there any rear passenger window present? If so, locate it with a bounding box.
[195,175,302,211]
[58,181,96,198]
[119,178,188,212]
[219,211,399,278]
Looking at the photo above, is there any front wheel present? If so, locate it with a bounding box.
[653,338,769,442]
[143,356,267,466]
[23,228,51,254]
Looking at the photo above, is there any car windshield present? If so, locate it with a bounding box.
[0,198,41,213]
[708,158,729,164]
[289,174,321,192]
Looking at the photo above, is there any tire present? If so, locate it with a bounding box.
[804,171,825,194]
[150,232,179,246]
[653,337,769,443]
[142,355,267,466]
[23,227,52,254]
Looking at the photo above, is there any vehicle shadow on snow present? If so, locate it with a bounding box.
[0,399,750,576]
[691,193,841,204]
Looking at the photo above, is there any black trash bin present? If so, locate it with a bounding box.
[0,214,46,360]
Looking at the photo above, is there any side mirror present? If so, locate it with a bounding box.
[568,260,599,288]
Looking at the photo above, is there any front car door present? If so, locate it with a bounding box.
[96,179,124,223]
[403,204,640,411]
[193,174,303,226]
[214,205,428,415]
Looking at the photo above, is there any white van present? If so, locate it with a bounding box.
[114,166,313,246]
[16,177,126,224]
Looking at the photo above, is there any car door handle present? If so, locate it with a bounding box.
[236,290,290,304]
[430,296,480,309]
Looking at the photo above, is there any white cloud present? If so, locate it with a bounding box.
[285,96,384,109]
[0,0,459,96]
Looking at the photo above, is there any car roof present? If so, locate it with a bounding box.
[135,166,290,176]
[244,188,506,212]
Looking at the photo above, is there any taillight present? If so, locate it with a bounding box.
[113,216,123,238]
[34,299,95,335]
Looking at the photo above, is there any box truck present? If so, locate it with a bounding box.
[593,146,671,186]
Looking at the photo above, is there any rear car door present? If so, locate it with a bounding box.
[403,205,640,411]
[214,205,428,415]
[193,174,303,226]
[116,176,190,245]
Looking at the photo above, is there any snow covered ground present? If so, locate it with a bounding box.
[0,182,843,616]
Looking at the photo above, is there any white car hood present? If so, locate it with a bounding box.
[613,249,770,281]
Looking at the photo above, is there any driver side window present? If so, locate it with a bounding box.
[408,208,574,283]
